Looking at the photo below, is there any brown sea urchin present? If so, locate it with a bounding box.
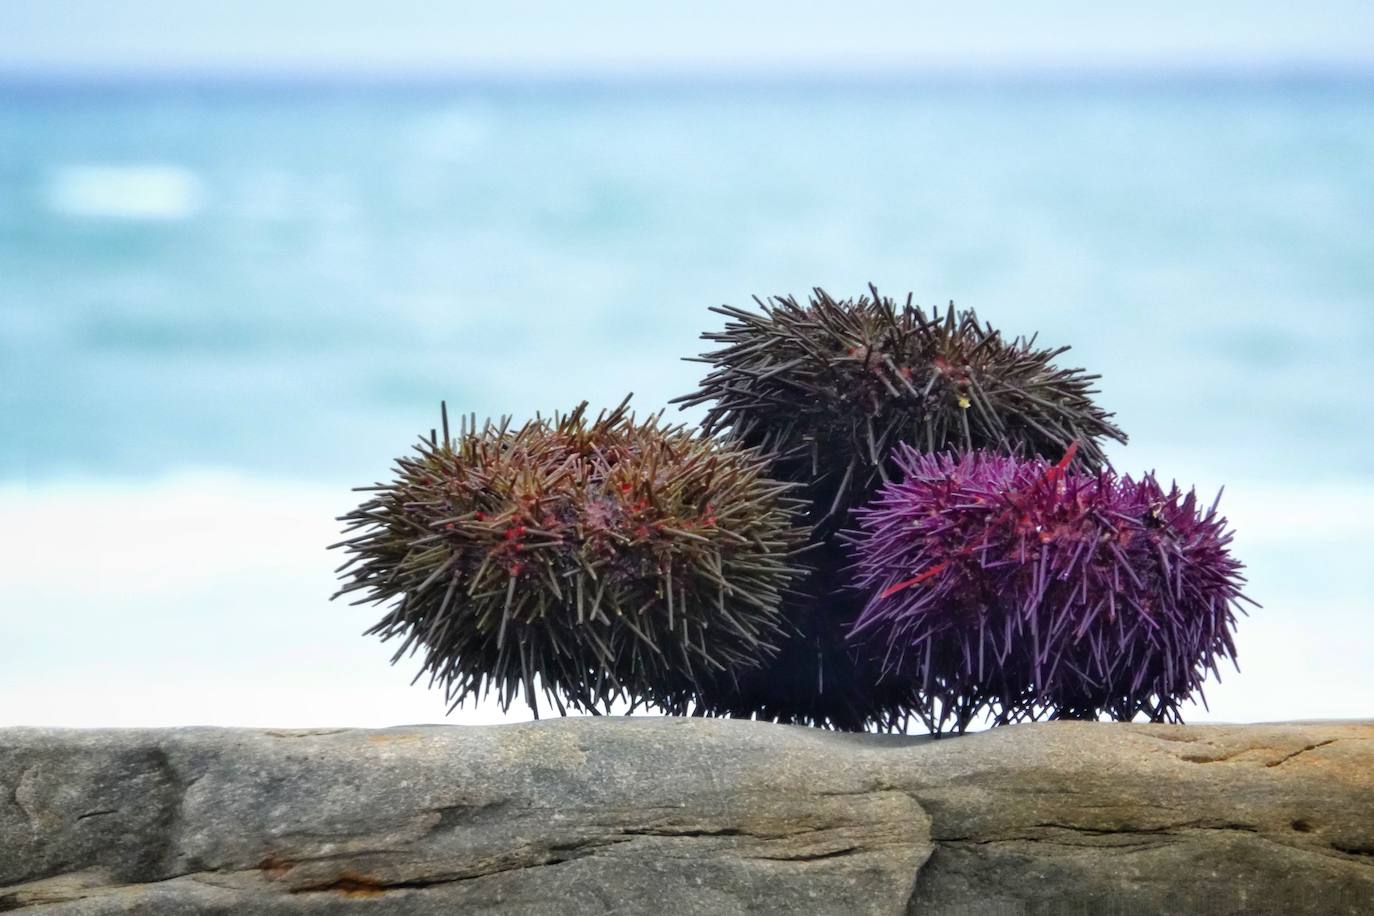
[675,286,1128,534]
[331,398,809,718]
[672,287,1129,729]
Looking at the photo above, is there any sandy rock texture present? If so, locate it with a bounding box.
[1,718,1370,914]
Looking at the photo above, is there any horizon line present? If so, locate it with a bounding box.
[4,61,1374,92]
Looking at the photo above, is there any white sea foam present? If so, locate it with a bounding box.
[1,472,1370,728]
[47,164,203,220]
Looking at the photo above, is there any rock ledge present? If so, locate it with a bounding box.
[2,719,1371,914]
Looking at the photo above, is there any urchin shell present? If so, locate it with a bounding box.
[667,540,915,731]
[846,447,1253,733]
[674,286,1127,535]
[331,398,809,718]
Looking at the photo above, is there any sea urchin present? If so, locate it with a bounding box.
[675,286,1127,534]
[671,287,1129,730]
[331,398,808,719]
[846,446,1253,733]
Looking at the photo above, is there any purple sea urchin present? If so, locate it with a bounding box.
[847,447,1253,733]
[672,287,1128,729]
[331,398,808,719]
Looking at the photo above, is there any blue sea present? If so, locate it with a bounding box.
[2,79,1371,727]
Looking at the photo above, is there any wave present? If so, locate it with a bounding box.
[46,164,203,220]
[1,470,1369,728]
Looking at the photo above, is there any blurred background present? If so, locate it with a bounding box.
[2,1,1371,727]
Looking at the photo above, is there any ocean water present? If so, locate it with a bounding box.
[2,80,1372,727]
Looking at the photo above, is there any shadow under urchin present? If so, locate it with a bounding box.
[673,286,1128,730]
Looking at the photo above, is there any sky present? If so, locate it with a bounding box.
[3,1,1374,79]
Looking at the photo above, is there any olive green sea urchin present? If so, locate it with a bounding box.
[331,398,808,719]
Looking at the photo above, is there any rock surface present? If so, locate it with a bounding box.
[1,718,1371,915]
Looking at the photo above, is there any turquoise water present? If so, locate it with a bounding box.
[3,81,1372,486]
[3,80,1372,727]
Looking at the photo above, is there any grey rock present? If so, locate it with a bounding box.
[0,718,1370,915]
